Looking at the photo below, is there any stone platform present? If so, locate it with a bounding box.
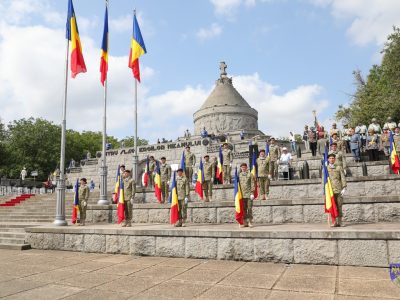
[25,222,400,267]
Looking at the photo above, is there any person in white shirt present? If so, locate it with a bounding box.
[279,147,292,180]
[289,131,296,154]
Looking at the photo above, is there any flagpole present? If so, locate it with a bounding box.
[132,78,138,183]
[54,37,69,226]
[98,0,109,205]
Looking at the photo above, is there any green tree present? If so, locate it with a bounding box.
[119,136,149,147]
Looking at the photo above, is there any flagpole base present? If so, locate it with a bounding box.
[53,219,68,226]
[98,165,109,205]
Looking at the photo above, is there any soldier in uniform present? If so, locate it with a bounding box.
[78,178,89,226]
[329,142,347,175]
[184,146,196,183]
[203,155,215,202]
[268,137,281,180]
[222,143,233,184]
[341,123,351,153]
[327,153,347,227]
[355,123,368,151]
[317,126,328,156]
[147,156,157,188]
[329,123,341,138]
[393,127,400,153]
[380,126,391,159]
[368,118,382,135]
[384,117,397,132]
[122,170,135,227]
[176,168,190,227]
[239,163,255,228]
[160,157,171,203]
[257,150,271,200]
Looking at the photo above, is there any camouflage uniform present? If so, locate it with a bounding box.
[239,170,255,225]
[329,150,347,172]
[123,176,136,226]
[257,156,270,198]
[394,134,400,152]
[148,159,156,187]
[160,162,171,203]
[78,184,89,225]
[176,175,189,225]
[203,160,215,201]
[184,150,196,182]
[268,144,281,179]
[328,164,347,226]
[222,148,233,184]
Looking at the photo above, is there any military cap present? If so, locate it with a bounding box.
[80,178,87,183]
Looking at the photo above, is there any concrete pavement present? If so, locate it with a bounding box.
[0,249,399,299]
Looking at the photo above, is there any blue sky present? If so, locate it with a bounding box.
[0,0,399,143]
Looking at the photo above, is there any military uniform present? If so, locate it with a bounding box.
[222,147,233,184]
[123,176,136,226]
[149,160,156,187]
[78,184,89,226]
[317,130,328,156]
[380,131,391,157]
[327,164,347,226]
[176,175,190,226]
[160,163,172,203]
[384,122,397,132]
[257,156,270,199]
[368,123,382,135]
[329,128,341,139]
[268,144,281,179]
[239,170,255,226]
[203,160,215,201]
[184,150,196,182]
[329,150,347,173]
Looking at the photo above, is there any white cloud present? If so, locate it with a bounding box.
[310,0,400,46]
[210,0,256,20]
[110,15,131,33]
[196,23,223,41]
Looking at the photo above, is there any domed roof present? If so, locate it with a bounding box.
[200,62,251,110]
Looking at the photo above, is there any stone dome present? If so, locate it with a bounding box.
[193,62,258,135]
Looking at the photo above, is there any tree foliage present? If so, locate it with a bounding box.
[335,26,400,127]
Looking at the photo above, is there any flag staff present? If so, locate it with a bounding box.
[98,0,109,204]
[132,8,138,183]
[54,29,69,226]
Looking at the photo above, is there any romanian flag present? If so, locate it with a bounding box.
[390,131,400,174]
[142,156,149,187]
[195,158,205,199]
[180,151,186,170]
[323,151,338,224]
[234,168,244,225]
[216,146,223,183]
[71,178,79,224]
[128,12,147,82]
[113,165,120,204]
[66,0,86,78]
[117,175,125,224]
[154,161,162,203]
[169,172,179,224]
[100,4,108,85]
[265,142,270,158]
[251,152,258,199]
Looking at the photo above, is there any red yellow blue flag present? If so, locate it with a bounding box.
[142,156,150,187]
[113,165,120,204]
[100,4,109,85]
[195,158,205,199]
[234,168,244,225]
[117,176,125,224]
[390,131,400,174]
[169,172,179,224]
[251,152,258,199]
[323,151,338,224]
[216,146,223,183]
[71,178,79,224]
[154,161,162,203]
[128,12,146,82]
[66,0,86,78]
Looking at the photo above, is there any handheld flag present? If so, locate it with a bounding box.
[113,165,120,204]
[234,168,244,225]
[251,152,258,199]
[169,172,179,224]
[154,161,162,203]
[390,131,400,174]
[100,4,109,85]
[265,142,270,158]
[117,175,125,224]
[71,178,79,224]
[128,12,147,82]
[216,146,223,183]
[66,0,87,78]
[323,151,338,224]
[329,136,333,148]
[195,159,205,199]
[180,151,186,170]
[142,156,150,187]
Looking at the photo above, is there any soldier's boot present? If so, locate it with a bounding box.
[209,195,212,202]
[239,224,245,228]
[121,221,126,227]
[205,196,209,202]
[262,194,266,200]
[81,220,85,226]
[248,221,253,228]
[126,222,132,227]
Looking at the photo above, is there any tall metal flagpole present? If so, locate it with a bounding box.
[132,9,138,183]
[54,36,69,226]
[98,0,109,205]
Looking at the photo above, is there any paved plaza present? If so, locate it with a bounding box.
[0,249,399,299]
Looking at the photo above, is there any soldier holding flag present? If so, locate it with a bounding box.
[78,178,89,226]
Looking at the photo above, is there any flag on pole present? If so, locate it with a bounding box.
[154,161,162,203]
[251,152,258,199]
[169,172,179,224]
[71,178,79,224]
[216,146,223,183]
[234,168,244,225]
[113,165,120,204]
[66,0,86,78]
[117,175,125,224]
[100,3,109,85]
[180,151,186,170]
[142,156,150,187]
[195,158,205,199]
[128,12,147,82]
[323,151,338,224]
[390,131,400,174]
[265,142,270,158]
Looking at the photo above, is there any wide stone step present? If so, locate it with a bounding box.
[0,237,27,244]
[0,227,26,232]
[0,243,31,250]
[0,232,25,238]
